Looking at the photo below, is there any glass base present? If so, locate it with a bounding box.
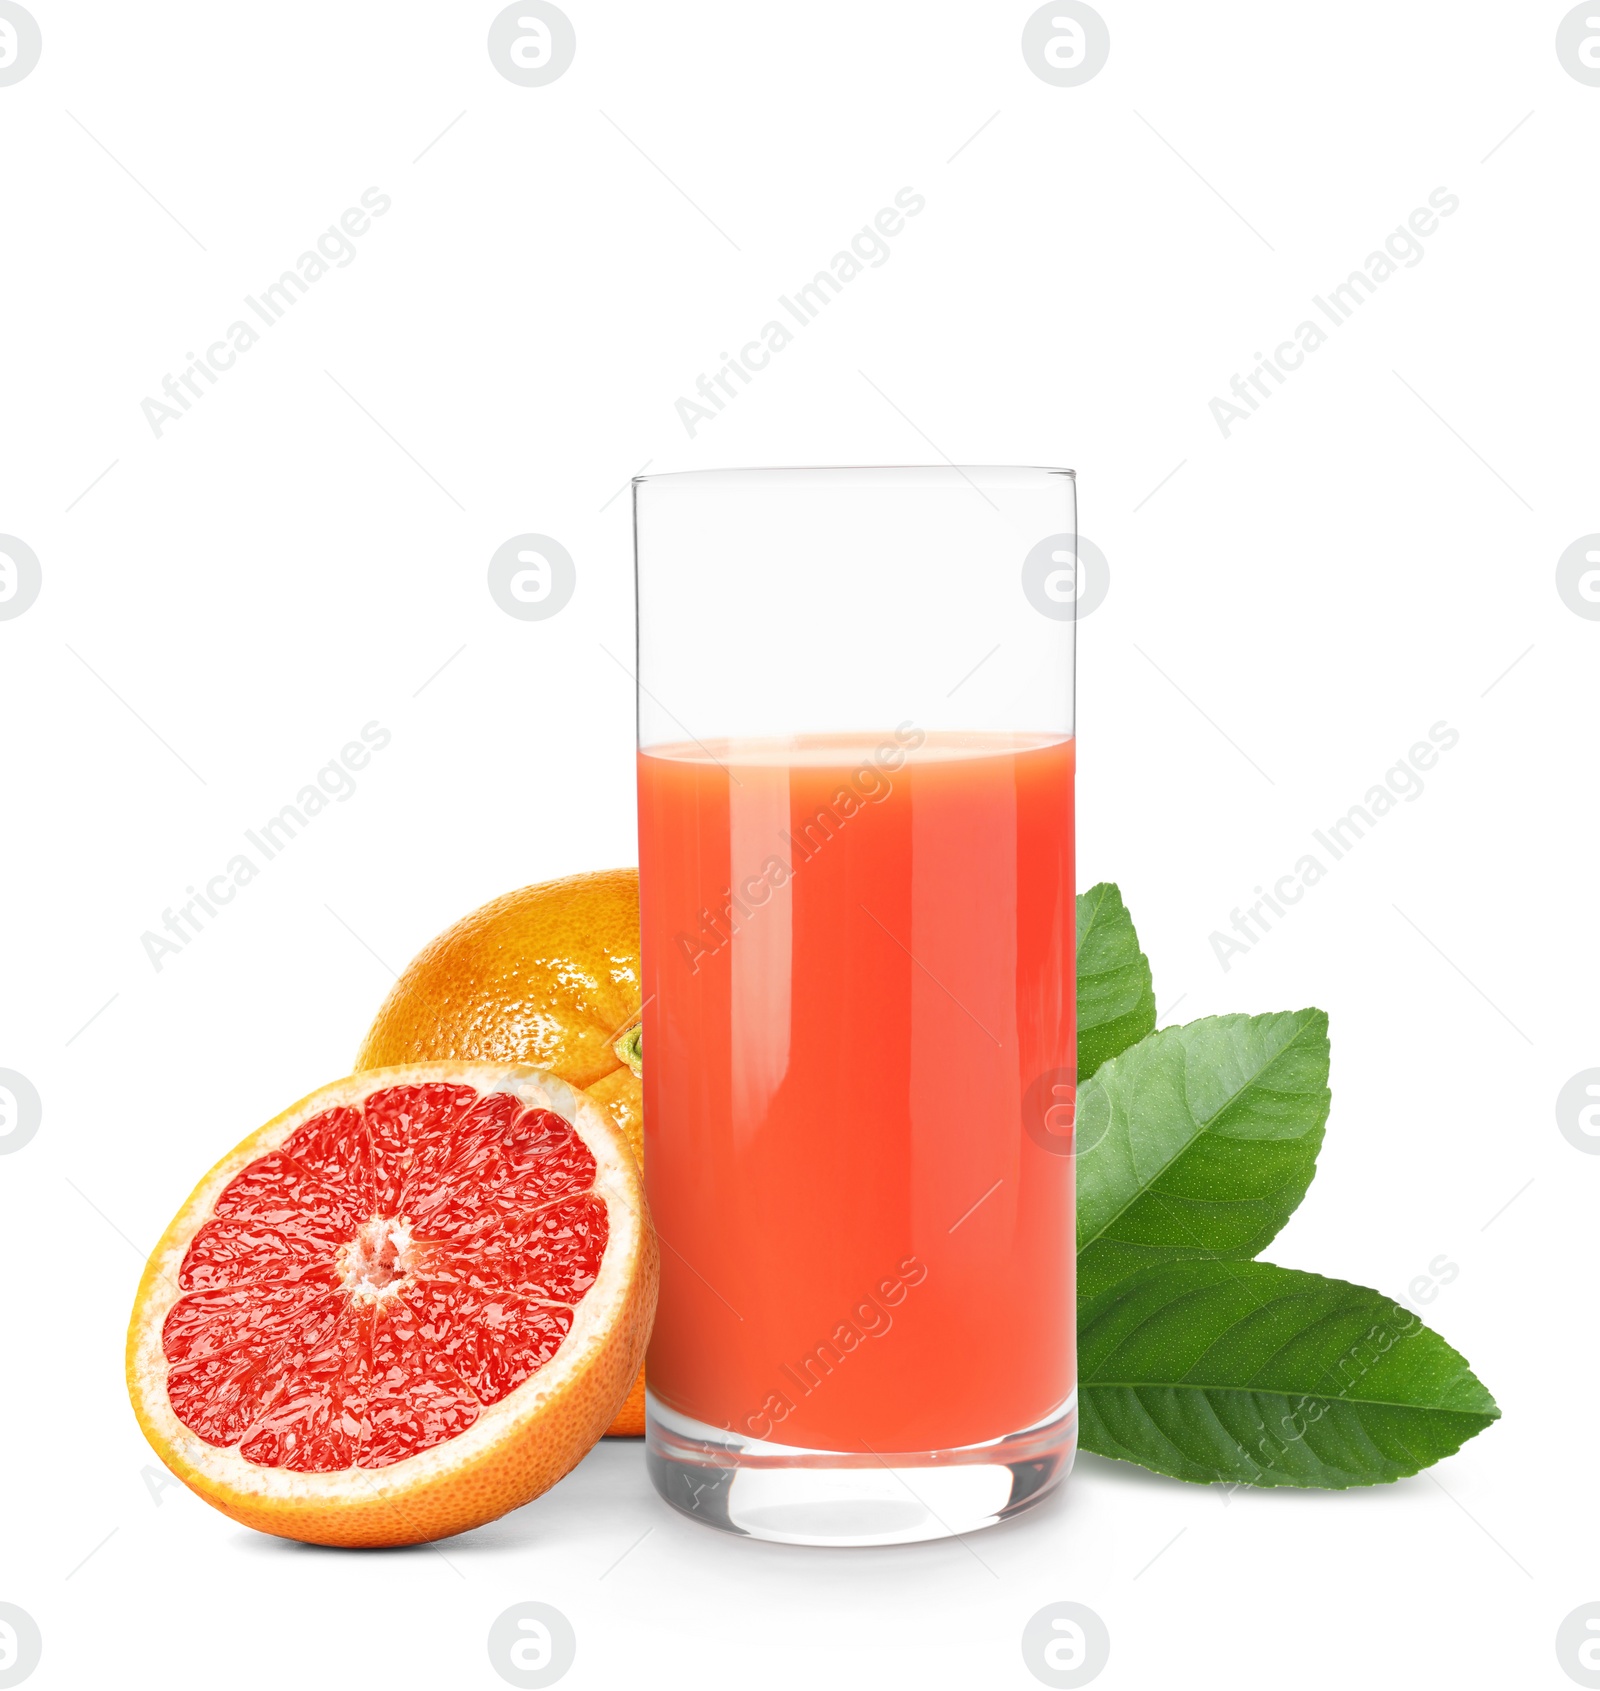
[645,1391,1076,1547]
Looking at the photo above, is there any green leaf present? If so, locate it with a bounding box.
[1076,1010,1330,1307]
[1076,883,1156,1081]
[1078,1259,1499,1487]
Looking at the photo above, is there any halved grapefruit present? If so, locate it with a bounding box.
[126,1063,656,1547]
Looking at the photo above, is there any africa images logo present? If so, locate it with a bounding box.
[0,2,42,87]
[139,190,392,438]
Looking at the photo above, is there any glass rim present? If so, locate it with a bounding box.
[634,463,1075,487]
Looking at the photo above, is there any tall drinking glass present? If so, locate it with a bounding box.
[634,466,1077,1546]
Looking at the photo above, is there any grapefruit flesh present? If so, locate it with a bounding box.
[127,1064,655,1546]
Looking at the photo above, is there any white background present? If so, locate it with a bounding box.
[2,2,1596,1687]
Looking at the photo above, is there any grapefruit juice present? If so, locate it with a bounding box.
[639,729,1075,1455]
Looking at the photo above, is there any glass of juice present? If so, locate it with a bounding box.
[634,466,1077,1546]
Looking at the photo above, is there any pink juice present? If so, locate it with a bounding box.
[639,729,1076,1453]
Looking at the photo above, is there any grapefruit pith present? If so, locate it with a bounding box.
[126,1063,656,1547]
[354,869,649,1435]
